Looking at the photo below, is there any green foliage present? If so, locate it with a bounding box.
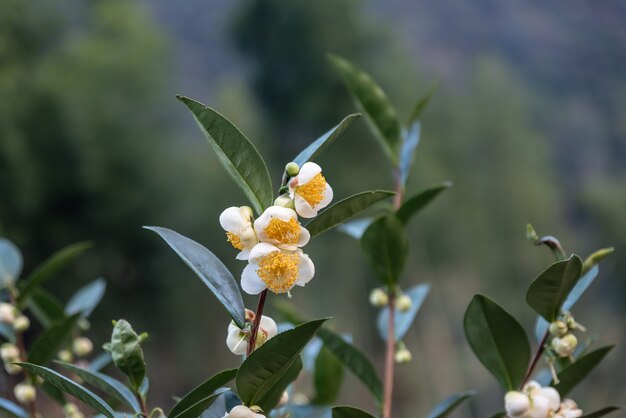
[0,398,28,418]
[580,407,622,418]
[313,347,344,405]
[170,390,229,418]
[425,390,476,418]
[332,406,376,418]
[408,82,438,126]
[28,314,80,365]
[396,183,452,224]
[360,214,408,286]
[256,358,303,412]
[29,288,66,328]
[109,319,147,393]
[65,278,107,318]
[168,369,237,417]
[293,114,361,166]
[554,346,614,396]
[377,283,430,341]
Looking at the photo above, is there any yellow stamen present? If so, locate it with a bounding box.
[226,232,244,250]
[296,173,326,207]
[256,251,299,294]
[264,217,301,245]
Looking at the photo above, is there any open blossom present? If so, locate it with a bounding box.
[288,162,333,218]
[506,381,577,418]
[220,206,259,260]
[555,399,583,418]
[223,405,265,418]
[241,243,314,295]
[226,309,277,355]
[254,206,310,250]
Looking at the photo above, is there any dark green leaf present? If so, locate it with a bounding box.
[146,227,245,329]
[0,397,28,418]
[306,191,394,237]
[28,314,79,365]
[463,295,530,390]
[331,406,376,418]
[328,55,402,164]
[236,319,327,407]
[176,95,273,214]
[377,283,430,341]
[581,407,622,418]
[425,390,476,418]
[256,357,302,412]
[169,369,237,417]
[18,241,92,305]
[489,413,506,418]
[171,390,228,418]
[554,346,614,396]
[360,214,408,286]
[293,114,360,166]
[288,405,332,418]
[40,382,66,405]
[16,362,116,418]
[55,361,141,412]
[408,81,438,125]
[313,347,344,405]
[396,182,452,224]
[28,288,66,328]
[110,319,146,392]
[65,278,107,318]
[0,238,22,285]
[526,255,583,321]
[89,352,113,372]
[139,377,149,401]
[317,329,383,404]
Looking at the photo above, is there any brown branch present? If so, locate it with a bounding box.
[247,289,269,356]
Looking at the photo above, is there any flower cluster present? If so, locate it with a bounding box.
[545,313,586,382]
[368,288,414,364]
[505,381,582,418]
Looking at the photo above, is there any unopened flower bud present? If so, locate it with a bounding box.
[64,402,85,418]
[14,315,30,332]
[0,303,16,324]
[285,162,300,177]
[224,405,265,418]
[78,318,91,331]
[533,386,561,416]
[582,247,614,273]
[552,334,578,358]
[394,348,412,364]
[1,343,20,363]
[369,288,388,307]
[396,294,412,312]
[240,206,254,221]
[58,349,73,363]
[549,320,568,337]
[5,363,22,375]
[73,337,93,357]
[565,315,586,332]
[505,391,530,417]
[14,382,36,404]
[274,194,295,210]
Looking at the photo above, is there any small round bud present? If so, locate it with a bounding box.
[73,337,93,357]
[1,343,20,363]
[505,391,530,417]
[64,402,85,418]
[274,195,295,210]
[58,349,73,363]
[552,334,578,357]
[369,288,388,307]
[285,162,300,177]
[0,303,16,324]
[13,315,30,332]
[14,382,36,404]
[549,320,568,337]
[396,294,412,312]
[240,206,254,221]
[4,363,22,375]
[394,348,412,364]
[78,318,91,331]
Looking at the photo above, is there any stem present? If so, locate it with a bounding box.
[137,392,149,417]
[393,168,404,209]
[247,289,269,356]
[383,292,396,418]
[519,330,550,389]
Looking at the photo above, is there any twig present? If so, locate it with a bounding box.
[247,289,269,356]
[383,293,396,418]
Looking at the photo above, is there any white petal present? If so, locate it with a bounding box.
[536,387,561,412]
[294,195,317,218]
[248,242,280,262]
[260,316,278,339]
[241,263,267,295]
[529,395,550,418]
[225,405,259,418]
[298,162,322,184]
[236,249,251,261]
[219,207,247,232]
[295,253,315,287]
[226,325,248,355]
[298,226,310,247]
[313,183,333,211]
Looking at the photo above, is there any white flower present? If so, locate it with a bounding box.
[507,382,561,418]
[14,382,36,404]
[254,206,310,250]
[241,243,314,295]
[226,310,277,355]
[0,303,15,324]
[552,334,578,358]
[220,206,259,260]
[555,399,583,418]
[288,162,333,218]
[223,405,265,418]
[505,391,531,418]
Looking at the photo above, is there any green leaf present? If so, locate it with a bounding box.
[139,377,149,401]
[328,55,403,165]
[28,314,79,365]
[176,95,273,214]
[554,346,614,396]
[146,226,245,329]
[399,122,421,187]
[377,283,430,341]
[171,390,228,418]
[0,398,28,418]
[408,81,438,125]
[256,357,303,412]
[0,238,22,285]
[489,413,506,418]
[18,241,92,305]
[65,278,107,318]
[526,255,583,321]
[305,191,394,237]
[169,368,237,417]
[40,382,66,405]
[313,347,344,405]
[55,361,141,412]
[110,319,146,392]
[332,406,376,418]
[28,288,67,328]
[425,390,476,418]
[293,114,360,166]
[463,295,530,390]
[396,182,452,224]
[581,407,622,418]
[360,214,408,286]
[236,319,327,407]
[16,362,116,418]
[317,328,383,404]
[89,352,113,372]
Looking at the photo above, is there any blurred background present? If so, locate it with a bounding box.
[1,0,625,416]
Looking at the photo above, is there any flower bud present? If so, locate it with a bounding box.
[274,194,295,210]
[5,363,22,375]
[78,318,91,331]
[64,403,85,418]
[73,337,93,357]
[1,343,20,363]
[240,206,254,221]
[0,303,16,324]
[582,247,614,273]
[14,382,36,404]
[549,320,568,337]
[14,315,30,332]
[552,334,577,357]
[285,162,300,177]
[394,348,412,364]
[224,405,265,418]
[505,391,530,417]
[369,288,388,307]
[534,387,561,412]
[557,399,583,418]
[58,349,73,363]
[396,294,412,312]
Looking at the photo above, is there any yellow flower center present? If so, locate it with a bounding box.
[264,217,301,245]
[256,251,299,294]
[226,232,245,250]
[296,173,327,207]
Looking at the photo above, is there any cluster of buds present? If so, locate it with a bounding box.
[220,162,333,298]
[64,403,85,418]
[56,336,94,364]
[1,342,22,375]
[0,302,31,333]
[505,381,582,418]
[545,313,586,382]
[226,309,277,356]
[369,288,413,364]
[394,341,412,364]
